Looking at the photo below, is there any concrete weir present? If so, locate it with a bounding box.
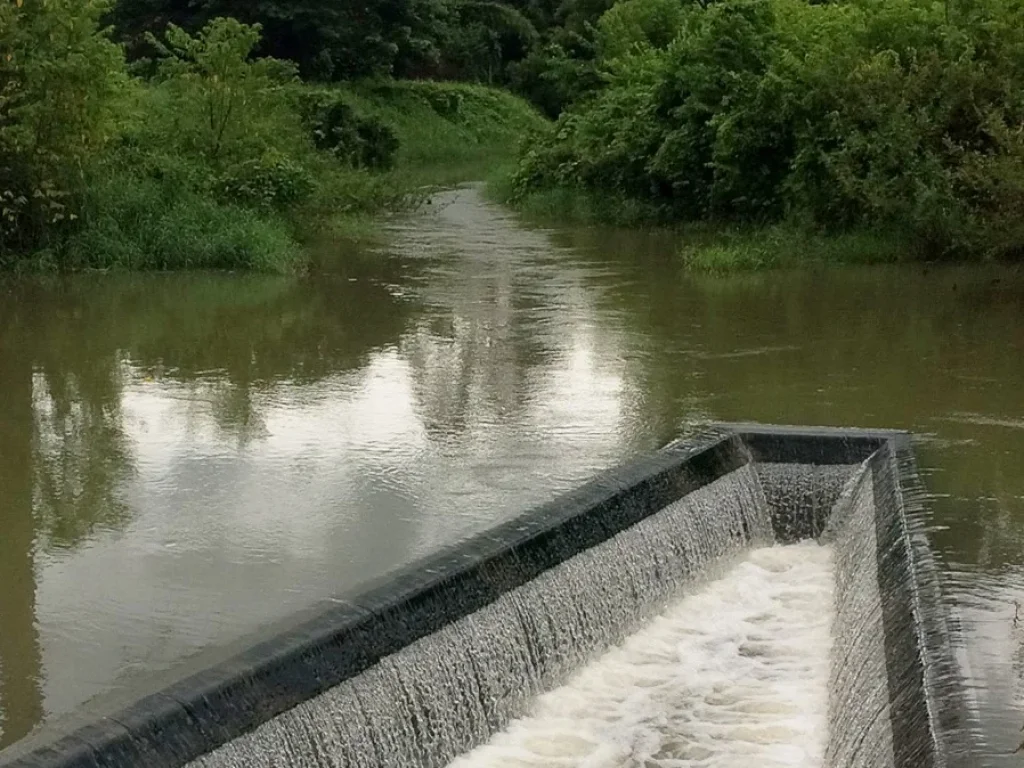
[0,424,975,768]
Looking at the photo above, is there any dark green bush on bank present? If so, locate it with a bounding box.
[300,91,401,170]
[0,0,127,261]
[511,0,1024,261]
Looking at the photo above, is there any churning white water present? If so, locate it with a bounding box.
[447,541,833,768]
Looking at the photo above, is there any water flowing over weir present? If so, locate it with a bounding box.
[187,465,773,768]
[448,542,835,768]
[0,425,977,768]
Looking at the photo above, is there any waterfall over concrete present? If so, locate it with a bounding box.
[448,542,833,768]
[188,465,774,768]
[823,465,895,767]
[0,425,976,768]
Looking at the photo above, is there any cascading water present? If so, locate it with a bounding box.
[819,447,974,768]
[185,450,967,768]
[447,541,834,768]
[757,463,862,542]
[189,464,775,768]
[822,463,896,768]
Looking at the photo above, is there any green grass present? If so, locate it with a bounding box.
[333,80,547,187]
[494,180,915,272]
[490,180,672,228]
[63,170,303,273]
[678,224,913,273]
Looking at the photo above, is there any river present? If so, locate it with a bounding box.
[0,185,1022,763]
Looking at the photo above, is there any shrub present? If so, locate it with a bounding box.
[217,153,316,210]
[597,0,688,59]
[144,17,304,167]
[508,33,604,118]
[300,91,400,170]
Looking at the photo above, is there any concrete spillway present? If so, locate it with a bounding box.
[0,424,975,768]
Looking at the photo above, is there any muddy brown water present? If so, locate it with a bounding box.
[1,185,1022,763]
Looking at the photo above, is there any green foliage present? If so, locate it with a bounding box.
[216,153,316,210]
[0,0,127,256]
[440,2,539,83]
[597,0,687,59]
[144,17,302,165]
[300,90,400,170]
[1,0,545,272]
[335,80,546,181]
[508,32,603,117]
[512,0,1024,261]
[34,16,323,271]
[106,0,451,80]
[102,0,613,114]
[65,166,301,271]
[678,224,911,272]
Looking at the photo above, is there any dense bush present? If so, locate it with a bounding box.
[439,2,539,83]
[216,154,317,210]
[512,0,1024,260]
[597,0,687,58]
[508,32,603,117]
[300,91,400,170]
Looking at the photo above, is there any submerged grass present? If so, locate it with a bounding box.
[489,182,668,228]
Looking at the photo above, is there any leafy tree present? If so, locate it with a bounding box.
[108,0,451,80]
[0,0,127,257]
[144,17,300,164]
[441,1,539,82]
[597,0,688,58]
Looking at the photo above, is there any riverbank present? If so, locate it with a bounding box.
[107,81,541,273]
[3,76,543,274]
[489,0,1024,272]
[486,181,916,273]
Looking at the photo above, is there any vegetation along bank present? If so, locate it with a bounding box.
[0,3,542,272]
[4,0,1024,271]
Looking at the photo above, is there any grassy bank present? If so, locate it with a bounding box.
[335,80,545,188]
[67,80,543,273]
[1,15,544,273]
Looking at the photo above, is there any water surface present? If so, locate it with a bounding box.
[0,186,1022,762]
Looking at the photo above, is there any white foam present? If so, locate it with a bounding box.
[448,541,833,768]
